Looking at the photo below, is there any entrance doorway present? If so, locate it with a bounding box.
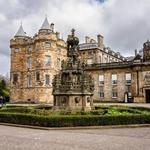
[146,90,150,103]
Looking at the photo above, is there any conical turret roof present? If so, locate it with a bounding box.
[15,24,26,37]
[40,17,50,30]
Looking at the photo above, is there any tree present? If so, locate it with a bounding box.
[0,79,9,97]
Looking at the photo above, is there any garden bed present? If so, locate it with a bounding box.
[0,105,150,127]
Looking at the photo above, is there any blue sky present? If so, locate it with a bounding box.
[0,0,150,75]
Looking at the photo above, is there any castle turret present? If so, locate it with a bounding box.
[39,17,52,33]
[10,19,67,104]
[15,24,27,38]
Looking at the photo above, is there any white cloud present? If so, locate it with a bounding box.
[0,54,10,75]
[0,0,150,74]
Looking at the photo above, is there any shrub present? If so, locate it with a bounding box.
[0,112,150,127]
[90,110,106,115]
[0,107,52,116]
[34,105,53,110]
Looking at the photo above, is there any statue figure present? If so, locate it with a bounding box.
[66,29,79,63]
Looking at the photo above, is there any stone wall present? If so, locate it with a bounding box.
[10,30,67,103]
[86,64,150,103]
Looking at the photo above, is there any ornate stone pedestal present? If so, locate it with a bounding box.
[52,29,94,111]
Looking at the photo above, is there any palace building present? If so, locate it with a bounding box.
[10,18,150,103]
[10,17,67,103]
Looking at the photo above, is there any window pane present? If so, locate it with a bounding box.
[27,57,32,68]
[45,56,51,66]
[45,42,51,49]
[27,75,32,87]
[112,92,118,98]
[45,75,50,85]
[100,93,104,98]
[112,74,117,84]
[28,47,32,52]
[99,75,104,81]
[87,59,92,64]
[57,58,61,69]
[125,73,131,80]
[99,75,104,85]
[13,74,18,84]
[112,74,117,80]
[36,72,40,81]
[15,48,20,52]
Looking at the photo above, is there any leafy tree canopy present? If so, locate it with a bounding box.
[0,79,9,97]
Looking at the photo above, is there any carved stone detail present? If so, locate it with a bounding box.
[52,29,94,111]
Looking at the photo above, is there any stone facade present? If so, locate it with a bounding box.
[10,18,150,104]
[10,18,67,103]
[79,35,127,65]
[85,41,150,103]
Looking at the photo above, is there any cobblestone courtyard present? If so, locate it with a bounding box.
[0,125,150,150]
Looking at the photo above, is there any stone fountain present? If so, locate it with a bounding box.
[52,29,94,111]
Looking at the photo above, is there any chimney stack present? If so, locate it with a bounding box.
[56,32,60,39]
[90,39,96,43]
[135,49,137,56]
[85,36,90,43]
[50,23,54,32]
[97,34,104,49]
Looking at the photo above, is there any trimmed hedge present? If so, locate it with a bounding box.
[0,112,150,127]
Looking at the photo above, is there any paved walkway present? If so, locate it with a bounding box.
[2,103,150,108]
[0,125,150,150]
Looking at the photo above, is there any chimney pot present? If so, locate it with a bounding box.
[97,34,104,49]
[50,23,54,32]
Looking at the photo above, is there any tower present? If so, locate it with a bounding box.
[10,18,67,103]
[143,40,150,62]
